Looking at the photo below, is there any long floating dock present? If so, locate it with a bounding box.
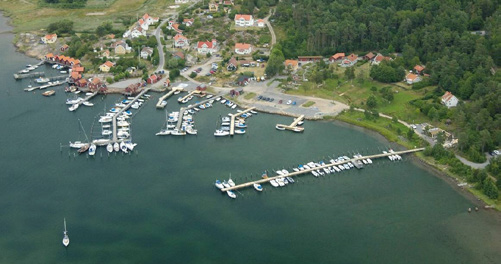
[229,107,256,135]
[112,87,151,142]
[156,87,184,108]
[177,90,201,103]
[220,148,425,192]
[14,72,45,80]
[276,115,305,132]
[24,80,67,91]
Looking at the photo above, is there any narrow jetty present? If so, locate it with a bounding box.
[13,72,45,80]
[24,80,68,91]
[156,87,184,109]
[276,115,305,132]
[220,148,425,192]
[111,88,151,142]
[229,107,256,135]
[175,96,220,132]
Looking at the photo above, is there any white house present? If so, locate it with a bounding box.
[234,43,252,55]
[122,30,131,38]
[142,13,159,25]
[141,47,154,59]
[197,39,217,54]
[138,19,149,30]
[41,34,57,44]
[174,34,189,48]
[256,19,266,28]
[131,27,146,38]
[441,91,459,108]
[234,14,254,27]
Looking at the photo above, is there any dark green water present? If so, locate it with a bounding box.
[1,15,500,264]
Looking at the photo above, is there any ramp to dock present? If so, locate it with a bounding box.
[112,88,151,142]
[276,115,305,132]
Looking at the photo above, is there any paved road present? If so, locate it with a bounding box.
[264,9,276,46]
[154,19,169,72]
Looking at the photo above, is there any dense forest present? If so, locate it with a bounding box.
[273,0,500,163]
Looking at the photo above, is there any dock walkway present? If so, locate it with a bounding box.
[220,148,425,192]
[175,96,221,132]
[229,107,256,135]
[276,115,305,132]
[156,87,184,108]
[112,87,151,142]
[24,80,68,91]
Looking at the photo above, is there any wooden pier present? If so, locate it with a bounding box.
[177,90,202,103]
[156,87,184,108]
[276,115,305,132]
[14,72,45,80]
[220,148,425,192]
[229,107,256,135]
[174,96,220,132]
[24,80,67,91]
[112,88,151,142]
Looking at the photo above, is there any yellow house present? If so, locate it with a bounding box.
[99,61,114,72]
[41,34,57,44]
[209,2,219,12]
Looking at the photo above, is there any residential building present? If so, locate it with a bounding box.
[364,52,375,61]
[414,65,425,74]
[227,57,238,71]
[172,51,185,60]
[41,34,57,44]
[99,61,114,72]
[284,59,299,71]
[441,91,459,108]
[131,27,146,38]
[182,18,194,27]
[329,53,345,62]
[234,43,252,55]
[371,53,392,65]
[60,44,69,52]
[297,56,323,64]
[147,74,160,84]
[234,14,254,27]
[112,41,131,55]
[142,13,159,25]
[340,54,359,67]
[141,47,154,59]
[101,50,110,58]
[256,19,266,28]
[197,39,217,54]
[405,73,421,84]
[88,77,106,92]
[209,1,219,12]
[174,34,189,48]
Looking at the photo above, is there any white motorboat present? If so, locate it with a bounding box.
[222,180,231,188]
[62,218,70,247]
[125,142,136,151]
[120,141,128,153]
[88,144,96,156]
[367,158,373,164]
[215,180,224,189]
[106,143,113,153]
[68,104,79,112]
[123,110,132,116]
[206,94,213,99]
[110,108,120,113]
[312,171,319,177]
[281,169,289,175]
[159,100,168,108]
[117,121,129,127]
[171,129,186,136]
[286,177,295,183]
[253,183,263,191]
[102,130,112,136]
[276,170,283,176]
[214,130,230,137]
[250,110,258,114]
[186,127,198,135]
[117,131,129,138]
[220,99,227,104]
[131,103,140,109]
[221,122,230,126]
[113,142,120,152]
[231,105,237,109]
[215,97,221,101]
[293,168,299,172]
[227,191,237,199]
[69,141,87,149]
[276,178,285,186]
[156,129,171,136]
[269,180,279,187]
[221,117,231,123]
[297,121,304,126]
[82,101,94,107]
[235,123,247,128]
[234,129,246,134]
[228,178,235,187]
[275,125,285,131]
[36,77,50,83]
[99,117,112,123]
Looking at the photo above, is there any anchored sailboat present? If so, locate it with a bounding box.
[62,218,70,247]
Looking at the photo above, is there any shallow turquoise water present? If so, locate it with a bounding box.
[0,15,500,264]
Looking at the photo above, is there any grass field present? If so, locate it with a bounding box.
[287,63,433,124]
[0,0,175,32]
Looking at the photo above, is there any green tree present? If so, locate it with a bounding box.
[366,95,377,108]
[482,178,499,199]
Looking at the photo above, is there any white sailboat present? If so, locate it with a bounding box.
[106,143,113,153]
[62,218,70,247]
[156,110,172,136]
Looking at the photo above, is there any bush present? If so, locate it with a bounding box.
[189,72,197,78]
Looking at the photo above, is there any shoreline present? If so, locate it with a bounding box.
[3,11,498,213]
[333,113,500,212]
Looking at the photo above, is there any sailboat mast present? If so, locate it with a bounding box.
[64,218,67,232]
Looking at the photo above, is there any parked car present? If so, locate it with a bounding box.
[206,73,211,76]
[258,95,263,100]
[286,100,292,105]
[292,101,297,105]
[278,100,282,104]
[270,98,274,102]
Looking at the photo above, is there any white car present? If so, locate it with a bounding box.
[286,100,292,105]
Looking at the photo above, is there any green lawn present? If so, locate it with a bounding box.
[302,101,315,107]
[244,92,257,100]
